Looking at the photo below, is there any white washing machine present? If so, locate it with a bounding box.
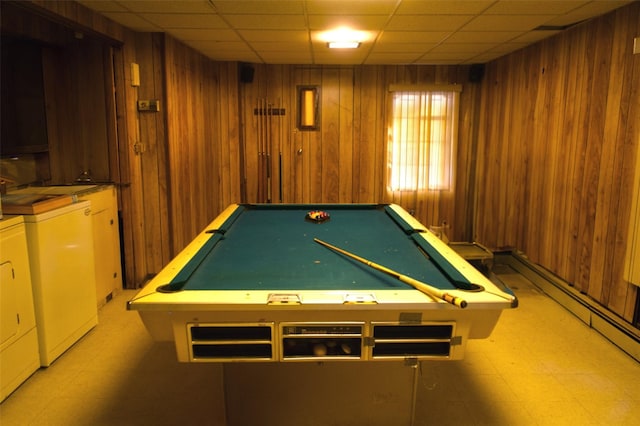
[0,215,40,401]
[20,201,98,366]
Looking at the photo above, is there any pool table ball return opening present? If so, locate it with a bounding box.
[128,204,517,363]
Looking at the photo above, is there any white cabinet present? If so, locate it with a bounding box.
[0,216,39,401]
[21,201,97,366]
[78,186,122,306]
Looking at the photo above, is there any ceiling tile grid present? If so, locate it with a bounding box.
[77,0,634,65]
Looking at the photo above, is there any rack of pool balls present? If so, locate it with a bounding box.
[306,210,330,223]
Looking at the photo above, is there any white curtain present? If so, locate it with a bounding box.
[387,88,460,193]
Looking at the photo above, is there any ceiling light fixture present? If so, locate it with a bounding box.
[328,41,361,49]
[319,27,367,49]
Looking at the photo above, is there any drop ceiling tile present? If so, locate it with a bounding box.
[116,0,216,14]
[184,40,251,52]
[483,1,589,15]
[210,52,263,62]
[377,31,450,43]
[487,42,531,54]
[568,1,634,16]
[249,41,311,52]
[239,30,310,42]
[210,1,305,14]
[394,0,494,15]
[364,52,425,64]
[184,42,261,62]
[544,1,633,26]
[386,14,474,31]
[467,51,509,63]
[542,15,587,27]
[446,31,523,43]
[305,0,398,15]
[307,15,389,30]
[511,30,562,43]
[370,42,439,53]
[138,13,227,29]
[430,43,496,53]
[417,51,478,61]
[461,14,557,31]
[101,12,161,31]
[413,58,463,65]
[224,14,307,30]
[421,59,468,65]
[313,49,369,64]
[76,1,129,12]
[167,29,240,41]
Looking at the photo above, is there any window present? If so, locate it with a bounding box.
[387,86,460,192]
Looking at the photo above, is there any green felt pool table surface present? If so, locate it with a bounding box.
[168,204,469,292]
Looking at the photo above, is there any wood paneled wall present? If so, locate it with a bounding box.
[1,1,115,184]
[163,36,241,252]
[45,38,112,184]
[238,64,481,242]
[474,3,640,321]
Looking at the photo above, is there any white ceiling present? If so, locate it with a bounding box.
[77,0,635,65]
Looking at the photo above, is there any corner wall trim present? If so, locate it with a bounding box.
[495,252,640,362]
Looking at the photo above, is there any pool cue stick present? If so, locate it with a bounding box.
[278,98,283,202]
[314,238,467,308]
[260,98,268,202]
[258,98,262,202]
[263,99,267,202]
[256,98,262,202]
[266,102,272,203]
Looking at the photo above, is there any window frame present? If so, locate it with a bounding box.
[386,84,461,193]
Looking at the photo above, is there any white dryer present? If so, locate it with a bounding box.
[21,201,98,366]
[0,215,40,401]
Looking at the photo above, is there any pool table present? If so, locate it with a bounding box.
[128,204,517,362]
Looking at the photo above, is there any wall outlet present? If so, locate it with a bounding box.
[634,37,640,55]
[137,100,161,112]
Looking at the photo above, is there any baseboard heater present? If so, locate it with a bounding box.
[495,252,640,362]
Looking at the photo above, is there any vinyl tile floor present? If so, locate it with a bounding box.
[1,264,639,426]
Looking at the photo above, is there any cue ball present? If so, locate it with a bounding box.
[313,343,327,356]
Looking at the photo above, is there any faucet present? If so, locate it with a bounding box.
[75,170,93,183]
